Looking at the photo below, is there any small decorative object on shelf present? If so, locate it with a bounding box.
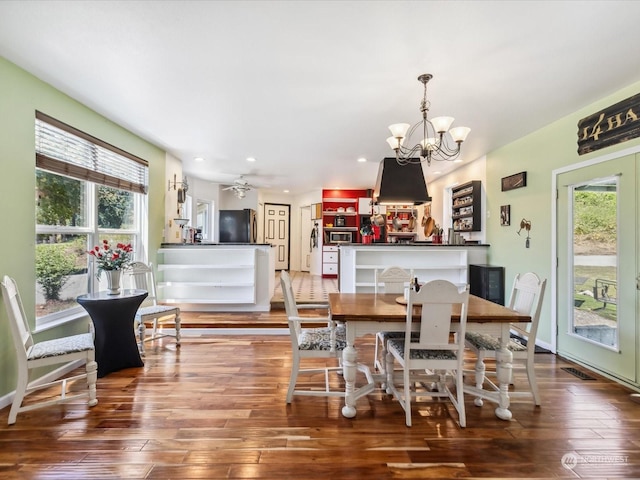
[432,225,443,244]
[88,240,134,295]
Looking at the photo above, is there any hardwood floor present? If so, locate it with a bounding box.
[1,273,640,478]
[1,333,640,479]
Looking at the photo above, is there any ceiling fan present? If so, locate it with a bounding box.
[222,176,256,199]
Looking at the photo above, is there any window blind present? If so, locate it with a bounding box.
[35,111,149,194]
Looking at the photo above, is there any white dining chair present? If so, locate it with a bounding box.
[386,280,470,427]
[281,270,347,403]
[128,262,181,355]
[1,275,98,425]
[465,272,547,406]
[373,266,413,376]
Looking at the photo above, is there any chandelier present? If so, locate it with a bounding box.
[386,74,470,166]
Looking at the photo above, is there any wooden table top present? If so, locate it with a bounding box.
[328,293,530,324]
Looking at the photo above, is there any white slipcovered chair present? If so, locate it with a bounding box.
[281,270,347,403]
[127,262,181,355]
[386,280,469,427]
[373,266,413,374]
[1,275,98,425]
[465,272,547,406]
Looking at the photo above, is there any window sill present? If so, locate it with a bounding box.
[35,308,88,334]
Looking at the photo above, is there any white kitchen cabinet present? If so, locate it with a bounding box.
[358,197,372,214]
[322,245,339,277]
[157,244,275,312]
[338,244,488,293]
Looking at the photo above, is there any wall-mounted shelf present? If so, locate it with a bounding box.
[451,181,481,232]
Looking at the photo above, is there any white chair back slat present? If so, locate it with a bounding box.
[280,271,302,338]
[128,262,159,307]
[408,280,469,353]
[2,276,33,360]
[508,272,546,340]
[374,266,412,294]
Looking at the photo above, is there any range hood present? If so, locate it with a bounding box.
[373,157,431,205]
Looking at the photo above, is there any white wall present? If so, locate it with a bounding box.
[425,156,487,244]
[165,153,184,244]
[292,189,323,275]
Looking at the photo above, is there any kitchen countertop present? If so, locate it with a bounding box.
[337,242,490,247]
[160,242,273,247]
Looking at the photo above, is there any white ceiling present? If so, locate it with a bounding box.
[2,1,640,195]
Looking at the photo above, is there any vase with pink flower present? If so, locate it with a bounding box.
[88,240,134,295]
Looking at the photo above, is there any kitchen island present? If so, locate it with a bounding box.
[338,243,489,292]
[157,243,275,312]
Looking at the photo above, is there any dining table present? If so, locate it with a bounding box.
[328,292,531,421]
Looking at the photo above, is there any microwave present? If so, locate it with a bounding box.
[329,231,353,244]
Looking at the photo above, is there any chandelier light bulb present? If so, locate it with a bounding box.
[431,116,455,134]
[449,126,471,143]
[388,123,411,139]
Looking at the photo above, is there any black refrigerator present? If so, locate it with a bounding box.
[219,209,257,243]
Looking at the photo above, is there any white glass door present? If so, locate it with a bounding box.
[556,154,638,382]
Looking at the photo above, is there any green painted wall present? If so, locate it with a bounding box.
[486,80,640,348]
[0,57,166,400]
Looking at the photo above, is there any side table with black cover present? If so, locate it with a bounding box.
[77,289,148,377]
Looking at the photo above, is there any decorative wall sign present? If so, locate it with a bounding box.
[577,92,640,155]
[500,205,510,226]
[501,171,527,191]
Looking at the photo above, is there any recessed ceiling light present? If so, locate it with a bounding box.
[283,190,290,193]
[357,157,367,163]
[246,157,256,162]
[433,171,442,175]
[194,157,204,162]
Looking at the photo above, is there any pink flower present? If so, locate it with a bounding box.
[89,240,134,278]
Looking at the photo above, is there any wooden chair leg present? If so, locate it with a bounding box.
[526,356,541,406]
[175,313,181,346]
[474,354,486,407]
[286,356,300,403]
[8,369,28,425]
[86,360,99,407]
[138,321,146,356]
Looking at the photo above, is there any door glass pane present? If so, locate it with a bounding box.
[572,178,618,348]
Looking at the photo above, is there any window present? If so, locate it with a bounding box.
[35,112,148,326]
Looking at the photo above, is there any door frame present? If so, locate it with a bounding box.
[551,143,640,378]
[264,202,291,271]
[300,205,311,272]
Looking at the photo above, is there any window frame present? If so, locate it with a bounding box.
[35,113,149,328]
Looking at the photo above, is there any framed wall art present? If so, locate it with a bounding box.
[500,205,510,226]
[501,171,527,191]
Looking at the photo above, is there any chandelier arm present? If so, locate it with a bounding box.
[434,138,462,156]
[397,142,423,160]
